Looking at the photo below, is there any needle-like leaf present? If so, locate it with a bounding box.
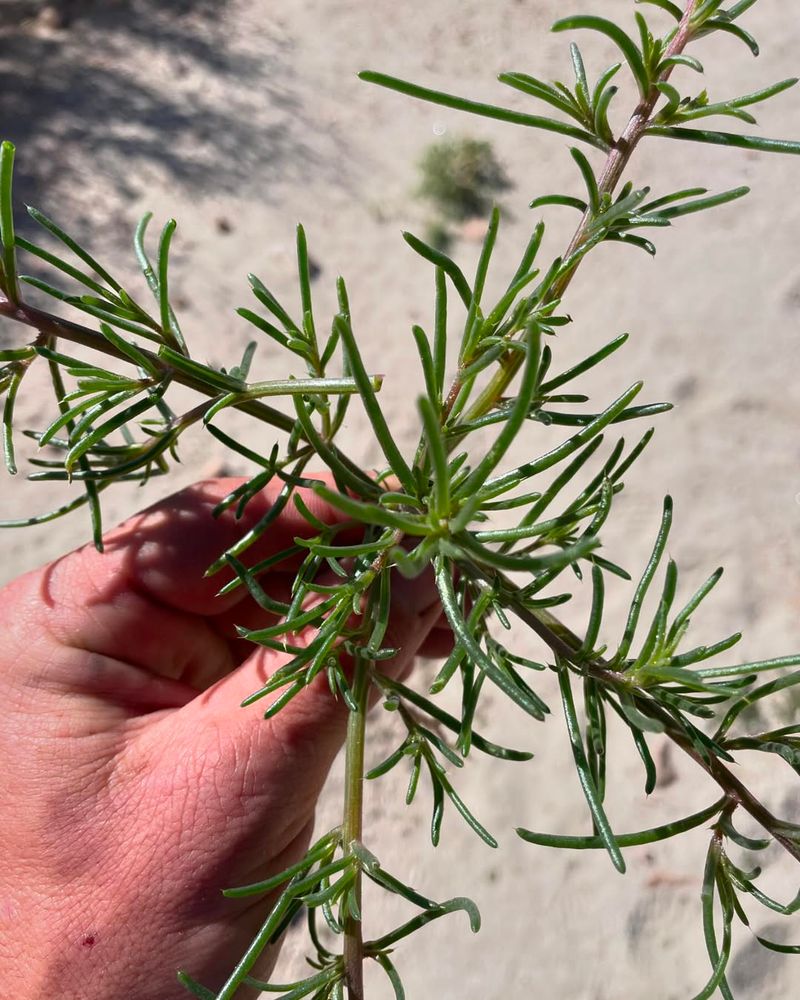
[556,663,626,873]
[0,141,20,303]
[552,16,649,98]
[359,71,609,150]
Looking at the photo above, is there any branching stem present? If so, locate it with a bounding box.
[459,0,701,426]
[459,557,800,865]
[2,5,798,996]
[0,294,297,432]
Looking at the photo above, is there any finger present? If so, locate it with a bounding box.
[417,619,455,659]
[84,475,354,616]
[5,476,355,683]
[150,578,445,824]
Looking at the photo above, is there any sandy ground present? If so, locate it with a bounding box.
[1,1,800,997]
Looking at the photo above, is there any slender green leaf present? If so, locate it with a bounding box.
[359,71,608,150]
[578,564,605,659]
[224,835,339,899]
[698,654,800,680]
[594,82,619,144]
[557,664,625,872]
[660,54,705,74]
[719,810,771,853]
[176,972,217,1000]
[418,395,450,518]
[296,224,318,354]
[433,267,448,398]
[552,16,649,97]
[38,389,113,448]
[455,327,540,501]
[724,0,758,19]
[335,314,416,495]
[647,125,800,156]
[518,797,724,849]
[435,557,549,719]
[237,307,289,348]
[467,207,500,336]
[755,937,800,955]
[647,186,750,221]
[498,72,584,124]
[729,78,799,112]
[97,321,158,374]
[2,367,24,474]
[156,218,187,353]
[248,273,301,335]
[243,968,341,999]
[27,205,123,292]
[367,897,481,951]
[380,677,533,761]
[133,211,159,298]
[570,43,591,114]
[480,382,643,498]
[63,298,162,343]
[0,484,112,529]
[315,484,427,535]
[530,194,588,212]
[699,837,735,1000]
[403,231,472,308]
[616,497,673,664]
[540,334,628,394]
[411,326,440,415]
[0,142,20,302]
[636,0,681,19]
[47,359,104,549]
[436,766,498,847]
[571,147,600,214]
[374,953,405,1000]
[702,18,759,56]
[65,387,165,472]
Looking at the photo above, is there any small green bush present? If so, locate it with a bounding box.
[416,136,511,221]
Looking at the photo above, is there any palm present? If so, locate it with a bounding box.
[0,479,447,999]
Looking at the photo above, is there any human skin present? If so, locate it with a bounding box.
[0,477,451,999]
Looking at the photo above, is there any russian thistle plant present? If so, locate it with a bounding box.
[2,1,800,997]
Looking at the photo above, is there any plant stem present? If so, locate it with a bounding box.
[342,656,370,1000]
[458,557,800,865]
[0,293,297,432]
[459,0,700,427]
[434,0,800,864]
[0,293,375,490]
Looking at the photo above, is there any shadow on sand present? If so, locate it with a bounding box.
[0,0,343,241]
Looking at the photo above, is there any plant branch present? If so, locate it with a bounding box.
[0,292,298,432]
[459,556,800,864]
[458,0,701,427]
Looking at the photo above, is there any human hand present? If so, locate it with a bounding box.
[0,478,449,1000]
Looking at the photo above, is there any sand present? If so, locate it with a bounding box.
[1,1,799,996]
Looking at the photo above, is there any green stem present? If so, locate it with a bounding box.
[342,656,370,1000]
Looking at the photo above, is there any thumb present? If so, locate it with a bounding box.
[163,570,443,812]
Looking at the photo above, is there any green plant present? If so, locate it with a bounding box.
[416,135,512,222]
[2,1,800,998]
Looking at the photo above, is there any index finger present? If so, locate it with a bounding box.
[89,473,358,616]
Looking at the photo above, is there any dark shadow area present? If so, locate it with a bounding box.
[0,0,344,241]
